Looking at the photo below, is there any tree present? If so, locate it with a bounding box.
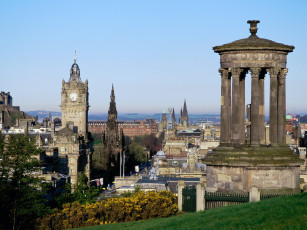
[72,173,100,204]
[92,143,107,171]
[0,133,49,230]
[128,142,146,163]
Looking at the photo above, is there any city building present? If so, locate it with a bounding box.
[55,54,93,185]
[1,54,93,186]
[88,119,158,139]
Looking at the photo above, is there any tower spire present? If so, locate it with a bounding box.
[74,50,77,63]
[172,107,176,126]
[108,84,117,118]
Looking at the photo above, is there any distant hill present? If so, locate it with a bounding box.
[25,110,62,120]
[25,110,221,124]
[78,192,307,230]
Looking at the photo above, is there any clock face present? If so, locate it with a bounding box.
[70,92,78,102]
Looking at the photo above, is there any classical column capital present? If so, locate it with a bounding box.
[267,67,280,77]
[280,68,288,79]
[229,67,243,78]
[219,68,228,78]
[249,67,261,77]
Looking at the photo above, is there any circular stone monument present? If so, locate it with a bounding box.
[204,20,303,194]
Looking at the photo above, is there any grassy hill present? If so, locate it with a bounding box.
[77,192,307,230]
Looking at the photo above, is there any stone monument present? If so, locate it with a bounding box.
[204,20,303,194]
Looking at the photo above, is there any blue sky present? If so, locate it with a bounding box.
[1,0,307,114]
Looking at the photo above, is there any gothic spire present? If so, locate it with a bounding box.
[183,99,188,117]
[172,107,176,123]
[180,100,189,126]
[108,84,117,119]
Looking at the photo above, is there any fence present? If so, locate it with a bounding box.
[205,191,249,210]
[260,193,296,200]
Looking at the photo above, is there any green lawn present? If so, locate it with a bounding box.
[77,192,307,230]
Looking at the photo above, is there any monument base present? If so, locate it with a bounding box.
[204,145,303,194]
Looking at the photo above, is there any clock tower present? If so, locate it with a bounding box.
[61,53,89,136]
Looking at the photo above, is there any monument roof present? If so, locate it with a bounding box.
[213,20,294,53]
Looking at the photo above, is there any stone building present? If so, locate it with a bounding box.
[88,119,158,139]
[1,55,92,187]
[158,111,167,133]
[54,54,92,185]
[0,91,13,106]
[0,111,4,129]
[204,20,303,194]
[0,92,33,129]
[61,57,89,136]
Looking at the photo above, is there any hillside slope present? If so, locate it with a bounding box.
[78,192,307,230]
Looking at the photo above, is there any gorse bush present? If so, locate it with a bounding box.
[37,190,178,229]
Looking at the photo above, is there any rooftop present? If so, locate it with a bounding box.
[213,20,294,53]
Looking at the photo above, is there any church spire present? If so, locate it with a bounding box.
[183,99,188,117]
[172,107,176,123]
[74,49,77,63]
[181,100,189,126]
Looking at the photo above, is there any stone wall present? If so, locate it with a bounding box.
[206,165,300,193]
[114,176,141,189]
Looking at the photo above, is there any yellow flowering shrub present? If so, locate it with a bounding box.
[37,190,178,229]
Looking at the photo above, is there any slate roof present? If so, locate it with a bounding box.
[56,126,76,136]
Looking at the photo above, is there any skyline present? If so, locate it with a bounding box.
[1,1,307,114]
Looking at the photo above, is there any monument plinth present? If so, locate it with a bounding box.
[204,21,303,194]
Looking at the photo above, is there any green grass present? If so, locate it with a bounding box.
[76,192,307,230]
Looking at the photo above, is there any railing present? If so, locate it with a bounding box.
[205,191,249,210]
[260,193,296,200]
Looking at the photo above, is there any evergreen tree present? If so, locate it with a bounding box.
[0,133,48,230]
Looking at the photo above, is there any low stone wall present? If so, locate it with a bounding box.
[206,165,300,193]
[137,183,166,192]
[114,176,141,189]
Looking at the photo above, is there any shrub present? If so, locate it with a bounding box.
[37,190,178,229]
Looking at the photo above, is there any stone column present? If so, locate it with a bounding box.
[196,176,206,211]
[219,68,231,145]
[259,72,266,145]
[231,68,243,144]
[278,68,287,144]
[268,68,280,145]
[177,180,185,211]
[196,183,205,211]
[249,186,260,202]
[250,68,261,145]
[239,71,247,144]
